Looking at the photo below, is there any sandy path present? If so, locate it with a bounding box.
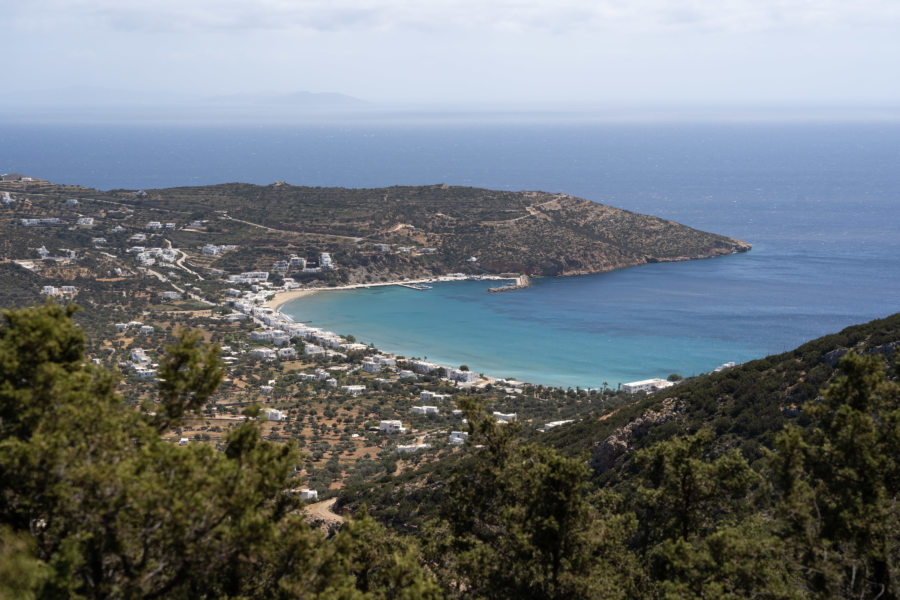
[305,498,344,525]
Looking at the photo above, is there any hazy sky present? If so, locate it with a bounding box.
[4,0,900,108]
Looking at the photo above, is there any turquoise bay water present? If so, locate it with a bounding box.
[283,246,898,388]
[3,121,899,387]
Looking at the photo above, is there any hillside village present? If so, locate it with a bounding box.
[2,176,672,497]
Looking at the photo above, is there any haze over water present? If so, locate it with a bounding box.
[2,120,899,387]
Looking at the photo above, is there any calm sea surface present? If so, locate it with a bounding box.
[2,120,899,387]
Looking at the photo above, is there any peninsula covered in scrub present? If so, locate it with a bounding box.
[1,176,749,289]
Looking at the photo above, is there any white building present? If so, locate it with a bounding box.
[299,488,318,501]
[130,348,150,365]
[408,359,440,374]
[262,408,286,421]
[410,406,439,416]
[161,291,181,301]
[320,253,333,269]
[277,347,298,360]
[543,420,574,431]
[420,390,450,403]
[139,325,154,334]
[146,221,163,230]
[76,217,94,227]
[135,367,156,379]
[379,420,406,433]
[341,385,366,396]
[621,378,674,394]
[250,347,277,361]
[449,431,469,445]
[397,443,430,454]
[448,368,478,383]
[493,412,517,423]
[304,344,325,357]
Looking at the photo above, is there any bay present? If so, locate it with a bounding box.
[2,118,899,387]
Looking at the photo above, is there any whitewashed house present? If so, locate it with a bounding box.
[379,420,406,433]
[420,391,450,403]
[277,347,298,360]
[262,408,285,421]
[250,348,277,361]
[449,431,469,445]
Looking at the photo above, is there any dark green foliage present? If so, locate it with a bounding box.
[771,352,900,598]
[0,303,439,599]
[2,303,898,599]
[424,398,638,599]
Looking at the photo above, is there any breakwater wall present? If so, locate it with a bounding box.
[487,274,531,293]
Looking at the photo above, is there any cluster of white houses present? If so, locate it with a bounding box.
[126,348,156,378]
[201,244,237,256]
[127,246,178,267]
[40,285,77,297]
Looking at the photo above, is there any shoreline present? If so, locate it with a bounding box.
[265,274,514,311]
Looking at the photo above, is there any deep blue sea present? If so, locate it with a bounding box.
[2,119,899,387]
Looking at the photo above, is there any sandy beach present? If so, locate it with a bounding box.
[265,274,513,311]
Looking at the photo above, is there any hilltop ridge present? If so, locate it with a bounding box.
[106,181,750,278]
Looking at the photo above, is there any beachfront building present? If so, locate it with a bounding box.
[379,420,406,434]
[621,378,674,394]
[320,253,333,269]
[408,359,440,374]
[448,368,478,383]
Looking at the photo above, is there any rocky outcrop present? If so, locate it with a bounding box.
[590,397,683,473]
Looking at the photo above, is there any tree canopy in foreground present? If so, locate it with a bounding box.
[1,303,897,599]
